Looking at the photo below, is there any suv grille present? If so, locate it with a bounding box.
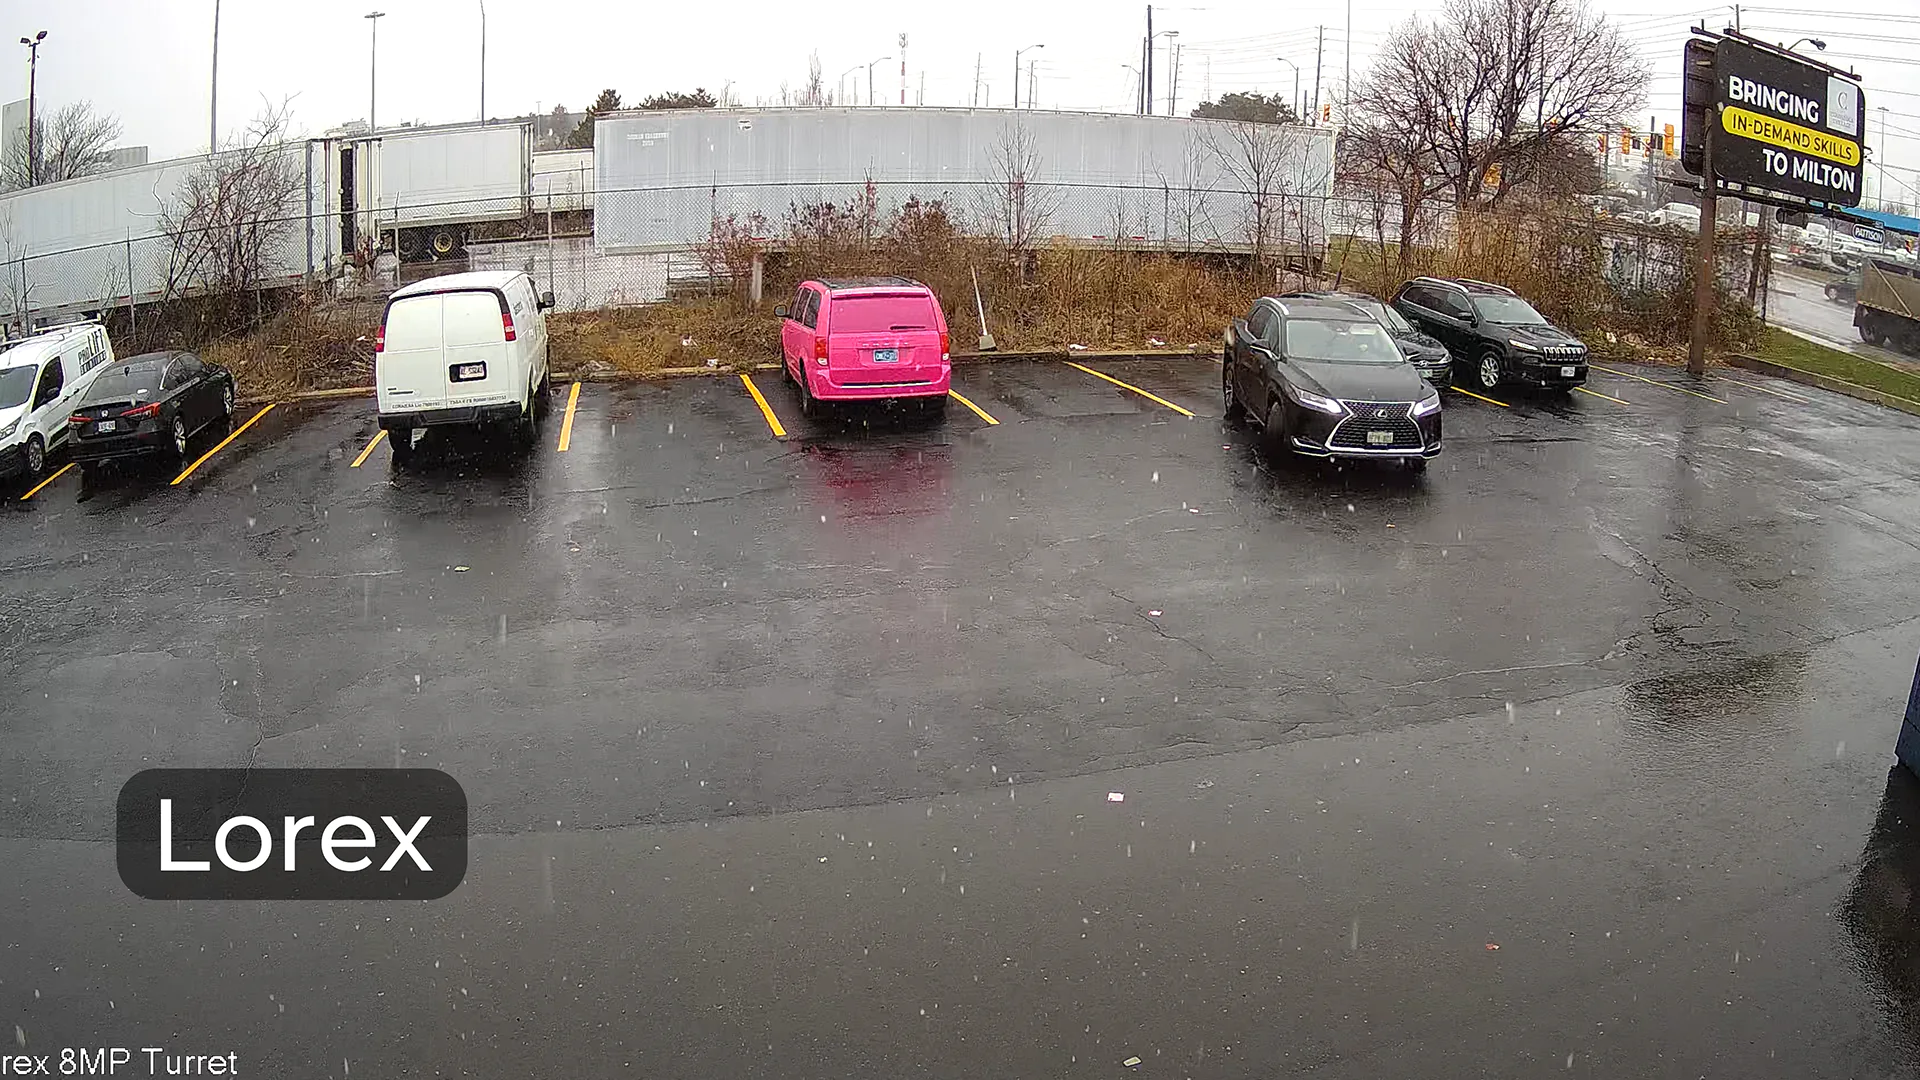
[1331,401,1422,450]
[1542,345,1586,359]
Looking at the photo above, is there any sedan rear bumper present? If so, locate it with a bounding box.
[69,432,172,463]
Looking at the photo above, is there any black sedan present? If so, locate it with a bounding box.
[68,351,235,474]
[1283,290,1452,386]
[1223,297,1441,472]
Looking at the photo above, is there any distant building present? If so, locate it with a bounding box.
[1,100,26,167]
[103,146,148,170]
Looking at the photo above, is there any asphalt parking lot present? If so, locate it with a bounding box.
[7,355,1920,1077]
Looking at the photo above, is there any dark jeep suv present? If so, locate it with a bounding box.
[1390,277,1589,392]
[1283,290,1452,387]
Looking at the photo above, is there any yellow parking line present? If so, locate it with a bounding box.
[948,389,1000,425]
[348,429,387,467]
[555,381,581,451]
[739,374,788,437]
[1719,376,1814,404]
[1590,364,1727,404]
[1448,386,1511,408]
[1064,361,1195,417]
[1573,385,1631,406]
[170,403,278,486]
[18,462,73,501]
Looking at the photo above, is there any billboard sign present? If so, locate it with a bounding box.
[1711,38,1866,207]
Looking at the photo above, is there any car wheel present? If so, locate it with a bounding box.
[1222,360,1246,424]
[1405,456,1428,475]
[23,434,45,479]
[797,368,819,419]
[924,394,949,420]
[389,429,414,468]
[221,381,235,419]
[1262,400,1289,453]
[1478,351,1504,391]
[170,417,189,459]
[535,375,552,420]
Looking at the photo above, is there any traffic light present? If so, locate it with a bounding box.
[1321,102,1331,122]
[1663,123,1676,158]
[1619,128,1631,153]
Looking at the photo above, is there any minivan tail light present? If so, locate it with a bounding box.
[374,323,385,353]
[502,311,517,342]
[940,331,950,357]
[120,403,161,420]
[814,336,828,361]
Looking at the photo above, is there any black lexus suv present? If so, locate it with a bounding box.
[1223,296,1441,472]
[1390,277,1589,392]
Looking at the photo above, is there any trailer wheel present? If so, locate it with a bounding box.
[430,228,464,259]
[397,230,425,262]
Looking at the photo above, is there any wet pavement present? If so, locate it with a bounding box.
[5,356,1920,1077]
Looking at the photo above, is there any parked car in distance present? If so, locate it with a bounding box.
[376,270,555,464]
[1223,296,1441,472]
[775,277,951,418]
[67,351,235,476]
[0,322,114,483]
[1282,290,1451,386]
[1391,277,1589,392]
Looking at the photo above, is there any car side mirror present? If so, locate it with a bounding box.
[538,291,556,310]
[774,304,790,319]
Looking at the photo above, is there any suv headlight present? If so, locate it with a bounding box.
[1509,340,1541,353]
[1286,384,1344,414]
[0,416,18,441]
[1412,392,1441,417]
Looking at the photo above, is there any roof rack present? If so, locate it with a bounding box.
[1454,278,1516,295]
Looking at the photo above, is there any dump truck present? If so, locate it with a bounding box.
[1856,259,1920,355]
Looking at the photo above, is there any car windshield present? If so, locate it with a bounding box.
[829,293,937,334]
[1350,299,1414,334]
[1472,295,1549,325]
[1283,318,1403,363]
[0,365,32,408]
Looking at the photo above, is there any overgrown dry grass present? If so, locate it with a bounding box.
[200,298,378,396]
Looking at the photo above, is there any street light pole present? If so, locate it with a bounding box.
[866,56,891,107]
[365,11,385,132]
[1276,58,1301,122]
[478,0,486,124]
[18,30,45,186]
[1014,44,1044,109]
[209,1,220,153]
[1152,31,1179,115]
[839,65,862,106]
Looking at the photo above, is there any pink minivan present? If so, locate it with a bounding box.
[777,277,951,417]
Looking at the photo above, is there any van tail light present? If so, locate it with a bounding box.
[502,311,517,342]
[940,331,950,357]
[814,336,828,361]
[120,403,161,420]
[69,414,88,425]
[374,323,385,353]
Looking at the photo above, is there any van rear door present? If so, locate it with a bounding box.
[440,290,513,408]
[824,293,944,383]
[380,294,452,412]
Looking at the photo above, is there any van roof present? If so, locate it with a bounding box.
[0,323,98,371]
[389,270,524,301]
[814,276,928,293]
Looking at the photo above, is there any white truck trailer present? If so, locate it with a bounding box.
[341,121,533,262]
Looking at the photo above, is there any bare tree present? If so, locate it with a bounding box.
[1202,120,1318,277]
[0,102,123,190]
[1354,0,1646,210]
[800,52,827,107]
[156,101,304,328]
[974,124,1061,267]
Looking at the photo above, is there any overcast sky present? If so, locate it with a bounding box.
[4,0,1917,204]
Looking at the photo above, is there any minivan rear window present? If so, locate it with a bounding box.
[828,294,937,335]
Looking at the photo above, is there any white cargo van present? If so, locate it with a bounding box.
[375,270,554,463]
[0,322,114,483]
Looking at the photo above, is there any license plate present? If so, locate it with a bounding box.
[1561,365,1577,377]
[1367,430,1394,446]
[873,348,898,363]
[96,420,116,433]
[455,363,486,380]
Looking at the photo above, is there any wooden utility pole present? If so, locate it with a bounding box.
[1687,110,1717,375]
[1313,26,1324,123]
